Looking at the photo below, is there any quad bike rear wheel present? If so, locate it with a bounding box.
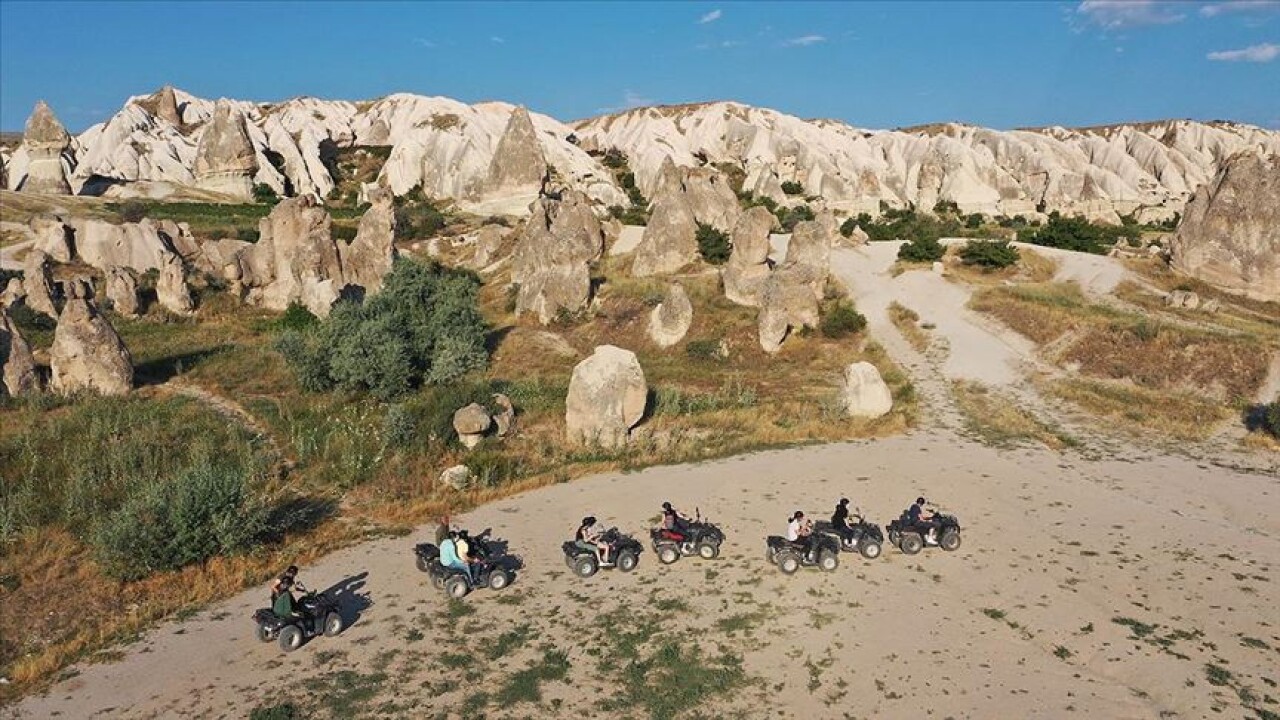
[488,568,511,590]
[617,550,639,572]
[778,552,800,575]
[859,540,882,560]
[323,612,344,637]
[697,542,719,560]
[445,575,470,599]
[255,623,272,643]
[278,625,303,652]
[658,545,680,565]
[819,550,840,572]
[940,530,961,551]
[900,533,923,555]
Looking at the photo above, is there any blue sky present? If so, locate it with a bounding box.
[1,1,1277,132]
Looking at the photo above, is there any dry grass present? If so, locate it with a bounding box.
[969,283,1093,344]
[945,246,1058,287]
[1241,432,1280,452]
[950,380,1076,449]
[1043,378,1228,441]
[888,301,930,353]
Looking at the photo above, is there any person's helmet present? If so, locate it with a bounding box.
[583,516,596,526]
[916,496,926,505]
[447,530,458,539]
[458,530,470,539]
[284,565,298,577]
[839,498,849,506]
[662,502,673,511]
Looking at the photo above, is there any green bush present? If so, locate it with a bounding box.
[965,213,984,229]
[685,339,723,362]
[276,258,489,401]
[1263,401,1280,438]
[839,218,861,238]
[775,204,815,233]
[601,148,628,169]
[252,183,280,205]
[1022,213,1132,255]
[897,237,946,263]
[959,239,1020,268]
[90,463,267,581]
[820,301,867,339]
[696,223,732,265]
[382,403,418,448]
[276,302,319,331]
[118,200,149,223]
[780,181,804,196]
[856,207,960,244]
[608,204,649,225]
[250,703,300,720]
[933,200,960,216]
[739,192,778,214]
[393,190,448,239]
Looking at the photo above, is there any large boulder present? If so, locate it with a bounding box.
[632,191,698,277]
[485,106,548,198]
[839,362,893,419]
[243,195,343,316]
[565,345,648,448]
[1,278,26,309]
[50,278,133,396]
[439,465,473,492]
[647,283,693,348]
[785,211,838,299]
[21,249,57,318]
[70,218,195,274]
[30,215,73,262]
[721,206,775,307]
[18,101,71,195]
[194,99,258,200]
[1,305,41,397]
[156,253,195,315]
[339,186,398,294]
[757,264,821,353]
[453,403,492,449]
[1170,152,1280,302]
[492,393,516,437]
[104,266,140,316]
[512,191,603,324]
[469,224,508,269]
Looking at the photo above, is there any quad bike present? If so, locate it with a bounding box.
[650,510,726,564]
[886,512,962,555]
[764,533,841,574]
[562,527,643,578]
[813,511,884,560]
[413,536,514,598]
[252,588,344,653]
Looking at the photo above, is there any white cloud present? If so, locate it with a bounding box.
[782,34,826,47]
[698,9,722,24]
[1207,41,1280,60]
[1201,1,1280,17]
[597,89,656,113]
[412,37,437,48]
[1074,0,1185,29]
[490,36,505,44]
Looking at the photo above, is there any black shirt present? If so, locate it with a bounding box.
[908,503,924,524]
[832,504,850,529]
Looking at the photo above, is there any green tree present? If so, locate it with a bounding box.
[897,237,946,263]
[696,223,732,265]
[780,180,804,196]
[959,239,1020,268]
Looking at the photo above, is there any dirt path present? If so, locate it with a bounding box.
[147,379,294,472]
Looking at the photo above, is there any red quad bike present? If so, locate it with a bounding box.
[650,509,726,565]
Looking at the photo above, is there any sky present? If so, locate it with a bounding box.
[1,0,1277,132]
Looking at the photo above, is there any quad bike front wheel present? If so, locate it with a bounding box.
[445,575,470,599]
[900,534,924,555]
[819,550,840,572]
[859,540,882,560]
[697,542,719,560]
[658,545,680,565]
[940,531,961,551]
[278,625,303,653]
[617,550,639,573]
[323,612,344,637]
[255,623,272,643]
[415,555,430,573]
[778,552,800,575]
[488,568,512,590]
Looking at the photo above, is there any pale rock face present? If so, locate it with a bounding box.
[492,393,515,437]
[785,210,838,299]
[840,361,893,418]
[22,249,58,318]
[647,283,693,348]
[156,253,195,315]
[150,85,184,126]
[453,403,493,449]
[1170,152,1280,302]
[682,166,741,232]
[1,305,41,397]
[194,100,259,200]
[69,218,193,274]
[439,465,473,491]
[339,186,398,294]
[721,206,775,307]
[632,190,698,277]
[50,278,134,396]
[244,195,342,316]
[1,278,26,309]
[19,101,72,195]
[484,106,548,200]
[30,215,73,262]
[512,191,604,324]
[469,224,508,269]
[565,345,648,448]
[843,224,870,246]
[104,267,140,316]
[757,264,821,353]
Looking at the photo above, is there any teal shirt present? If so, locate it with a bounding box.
[273,591,295,617]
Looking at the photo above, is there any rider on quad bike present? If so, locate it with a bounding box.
[907,497,938,545]
[659,501,690,541]
[576,516,612,565]
[786,510,817,560]
[831,499,856,545]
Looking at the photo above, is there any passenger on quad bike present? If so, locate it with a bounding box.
[439,532,472,582]
[907,496,938,545]
[271,576,308,620]
[576,516,611,564]
[787,511,817,560]
[270,565,299,602]
[831,499,855,544]
[660,501,690,542]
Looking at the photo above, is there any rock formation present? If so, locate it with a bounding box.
[839,362,893,419]
[50,278,133,396]
[18,101,72,194]
[784,211,838,299]
[757,265,821,353]
[485,106,548,198]
[565,345,648,448]
[245,195,342,315]
[492,393,516,437]
[512,191,604,324]
[681,166,741,232]
[71,218,198,274]
[647,283,693,348]
[194,99,258,200]
[22,249,58,318]
[150,85,183,126]
[1,278,25,309]
[1,305,41,397]
[469,224,507,269]
[721,207,775,307]
[104,267,140,316]
[156,253,195,315]
[1169,152,1280,302]
[632,189,698,277]
[453,403,493,449]
[31,215,73,262]
[439,465,473,492]
[339,186,398,294]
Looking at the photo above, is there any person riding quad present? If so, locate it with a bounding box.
[576,516,611,564]
[660,501,690,542]
[786,511,817,560]
[831,498,856,545]
[270,565,299,601]
[271,576,309,620]
[439,531,473,583]
[908,496,938,544]
[456,529,479,569]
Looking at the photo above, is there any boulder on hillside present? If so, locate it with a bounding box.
[757,264,821,353]
[22,249,57,318]
[104,266,140,316]
[243,195,342,316]
[50,278,134,396]
[18,101,71,195]
[439,465,473,492]
[565,345,648,448]
[1170,152,1280,302]
[156,253,195,315]
[30,215,73,262]
[469,224,508,269]
[339,186,398,294]
[512,191,604,324]
[647,282,693,348]
[492,393,516,437]
[1,305,41,397]
[453,403,493,449]
[721,206,775,307]
[632,190,698,277]
[194,99,258,200]
[839,361,893,418]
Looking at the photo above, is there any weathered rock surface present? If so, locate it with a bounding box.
[70,218,197,274]
[757,265,821,353]
[1,278,25,308]
[439,465,473,491]
[632,190,697,277]
[1165,289,1201,310]
[512,191,604,324]
[721,206,775,307]
[492,393,515,437]
[241,195,341,315]
[1,305,41,397]
[104,267,140,316]
[484,106,547,199]
[194,100,258,200]
[1169,152,1280,302]
[50,278,133,396]
[647,283,693,347]
[785,211,838,299]
[339,186,398,294]
[31,215,73,262]
[840,361,893,418]
[18,101,72,195]
[156,253,195,315]
[469,224,508,269]
[453,403,493,449]
[22,249,58,318]
[565,345,648,447]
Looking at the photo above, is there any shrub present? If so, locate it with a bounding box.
[236,227,260,243]
[780,181,804,196]
[250,703,300,720]
[897,237,946,263]
[601,148,628,169]
[276,258,489,401]
[393,190,448,239]
[933,200,960,216]
[740,192,778,214]
[965,213,984,229]
[90,463,267,581]
[775,204,814,233]
[276,302,319,331]
[252,183,280,205]
[696,223,732,265]
[685,339,723,362]
[839,218,860,238]
[118,200,150,223]
[820,301,868,338]
[960,239,1020,268]
[1263,400,1280,438]
[1022,213,1131,255]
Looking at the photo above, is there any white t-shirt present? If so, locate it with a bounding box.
[786,519,802,541]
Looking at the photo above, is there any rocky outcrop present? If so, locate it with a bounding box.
[439,465,473,492]
[565,345,647,448]
[512,191,604,324]
[492,393,515,437]
[721,206,775,307]
[339,186,398,294]
[156,253,195,315]
[150,85,183,126]
[681,166,740,232]
[1,305,41,397]
[1,278,25,309]
[104,267,140,316]
[469,224,507,269]
[785,211,838,299]
[632,189,698,277]
[485,106,547,198]
[757,265,821,353]
[31,215,73,262]
[50,278,133,396]
[647,283,693,348]
[22,249,58,318]
[453,403,493,449]
[194,100,258,200]
[18,101,72,194]
[70,218,198,274]
[1169,152,1280,302]
[839,362,893,418]
[242,195,342,315]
